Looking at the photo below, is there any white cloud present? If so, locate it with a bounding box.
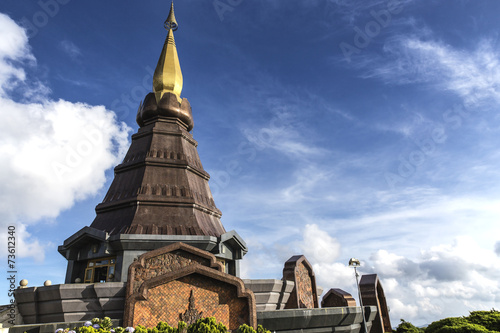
[0,13,131,261]
[292,224,356,294]
[241,118,328,159]
[0,13,34,95]
[362,31,500,108]
[280,166,335,204]
[313,262,356,292]
[390,298,420,321]
[299,224,341,264]
[369,237,500,325]
[371,250,414,277]
[242,221,500,326]
[15,224,48,262]
[58,40,81,60]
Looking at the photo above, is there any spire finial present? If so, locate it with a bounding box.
[153,1,183,104]
[164,1,178,31]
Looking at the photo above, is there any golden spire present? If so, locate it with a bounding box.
[153,1,183,103]
[165,1,178,31]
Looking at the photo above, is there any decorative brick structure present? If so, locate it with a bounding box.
[127,242,223,295]
[282,255,318,309]
[360,274,391,333]
[321,288,356,308]
[124,243,256,330]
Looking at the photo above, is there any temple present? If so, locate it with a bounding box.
[12,3,392,332]
[57,2,247,284]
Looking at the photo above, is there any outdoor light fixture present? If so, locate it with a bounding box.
[349,258,367,333]
[349,258,360,267]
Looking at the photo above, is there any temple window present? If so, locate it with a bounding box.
[84,257,116,283]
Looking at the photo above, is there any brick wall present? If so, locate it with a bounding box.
[133,274,248,330]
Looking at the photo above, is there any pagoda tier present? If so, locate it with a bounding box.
[90,92,226,237]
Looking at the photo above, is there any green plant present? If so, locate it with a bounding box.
[58,317,268,333]
[426,312,500,333]
[426,317,470,333]
[235,324,254,333]
[434,322,493,333]
[468,310,500,332]
[178,321,187,333]
[76,326,99,333]
[187,317,227,333]
[394,319,424,333]
[256,325,270,333]
[134,325,148,333]
[101,317,113,330]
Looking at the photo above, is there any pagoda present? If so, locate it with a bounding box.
[58,2,247,284]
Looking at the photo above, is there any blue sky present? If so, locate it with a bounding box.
[1,0,500,327]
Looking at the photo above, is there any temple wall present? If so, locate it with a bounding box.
[15,280,323,325]
[14,280,369,333]
[257,306,378,333]
[243,279,294,311]
[243,279,323,312]
[14,283,126,325]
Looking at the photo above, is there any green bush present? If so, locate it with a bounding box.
[395,319,424,333]
[426,317,470,333]
[424,310,500,333]
[434,322,493,333]
[58,317,268,333]
[235,324,270,333]
[187,318,227,333]
[235,324,254,333]
[468,310,500,332]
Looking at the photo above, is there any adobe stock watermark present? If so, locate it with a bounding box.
[209,115,286,196]
[6,225,17,325]
[384,104,480,189]
[213,0,244,22]
[19,0,72,39]
[339,0,404,63]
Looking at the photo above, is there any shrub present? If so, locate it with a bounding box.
[187,317,227,333]
[57,317,268,333]
[468,310,500,332]
[395,319,424,333]
[235,324,270,333]
[434,322,493,333]
[426,317,470,333]
[235,324,254,333]
[425,310,500,333]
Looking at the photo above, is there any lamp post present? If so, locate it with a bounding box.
[349,258,367,333]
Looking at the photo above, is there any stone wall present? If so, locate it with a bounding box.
[282,255,318,309]
[243,279,323,312]
[360,274,392,333]
[14,283,125,324]
[14,278,322,327]
[0,303,22,327]
[321,288,356,308]
[9,306,378,333]
[243,279,294,311]
[257,306,378,333]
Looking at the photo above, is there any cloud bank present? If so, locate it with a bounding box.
[0,13,131,261]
